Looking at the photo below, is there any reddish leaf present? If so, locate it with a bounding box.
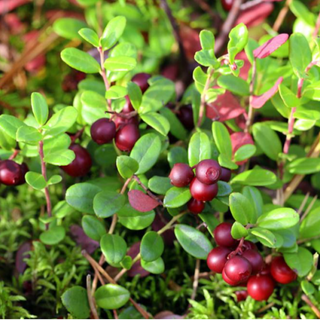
[127,242,150,278]
[252,77,283,109]
[254,34,289,59]
[128,189,160,212]
[154,311,183,319]
[15,241,32,274]
[70,225,99,254]
[45,10,85,21]
[180,25,201,60]
[236,51,251,80]
[206,91,245,122]
[4,13,26,35]
[236,3,273,28]
[0,0,31,14]
[231,132,254,165]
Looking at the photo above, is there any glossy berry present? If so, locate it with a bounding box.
[247,275,274,301]
[270,256,297,284]
[214,222,238,247]
[222,268,239,286]
[114,114,139,129]
[221,0,234,11]
[61,144,92,177]
[190,178,218,202]
[224,256,252,283]
[132,73,151,92]
[242,250,264,274]
[242,240,258,251]
[207,246,231,273]
[220,167,231,182]
[235,290,248,302]
[122,96,134,113]
[187,198,205,214]
[177,105,194,130]
[90,118,116,145]
[260,264,271,276]
[17,162,29,185]
[196,159,221,185]
[115,124,140,152]
[0,160,24,186]
[169,163,194,187]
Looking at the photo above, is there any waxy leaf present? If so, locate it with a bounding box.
[188,132,211,167]
[228,23,248,64]
[250,227,278,248]
[101,16,126,50]
[164,187,191,208]
[95,284,130,310]
[231,168,277,186]
[141,257,165,274]
[82,215,106,242]
[101,234,127,265]
[242,186,263,218]
[148,176,172,195]
[31,92,49,126]
[253,34,289,59]
[217,75,250,96]
[53,18,87,40]
[0,115,26,139]
[40,226,66,245]
[231,221,248,239]
[140,112,170,136]
[230,192,256,225]
[300,206,320,239]
[16,126,42,145]
[287,158,320,174]
[128,190,159,212]
[104,56,136,72]
[141,231,164,262]
[78,28,99,47]
[93,191,126,218]
[25,172,46,190]
[212,122,232,159]
[116,155,139,179]
[257,208,299,230]
[127,82,142,110]
[284,247,313,277]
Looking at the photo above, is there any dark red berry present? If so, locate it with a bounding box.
[242,240,258,251]
[214,222,238,247]
[224,256,252,283]
[222,267,239,286]
[235,290,248,302]
[220,167,231,182]
[0,160,24,186]
[207,246,231,273]
[221,0,234,11]
[114,114,139,129]
[61,144,92,177]
[260,264,271,276]
[242,250,264,274]
[132,73,151,92]
[90,118,116,145]
[247,275,274,301]
[122,96,134,113]
[177,105,194,130]
[169,163,194,187]
[115,124,140,152]
[196,159,221,185]
[187,198,205,214]
[190,178,218,202]
[17,162,29,185]
[270,256,297,284]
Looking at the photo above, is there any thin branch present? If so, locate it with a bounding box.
[86,275,99,319]
[98,46,112,111]
[301,294,320,319]
[297,192,310,216]
[190,259,200,301]
[256,302,275,314]
[9,149,19,160]
[300,195,318,222]
[273,0,292,32]
[92,254,105,294]
[245,59,257,133]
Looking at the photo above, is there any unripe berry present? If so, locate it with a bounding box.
[187,198,205,214]
[0,160,23,186]
[270,256,297,284]
[220,167,231,182]
[242,250,264,274]
[195,159,221,185]
[247,275,274,301]
[224,256,252,283]
[169,163,194,187]
[90,118,116,145]
[207,246,231,273]
[115,124,140,152]
[190,178,218,202]
[214,222,238,247]
[132,73,151,92]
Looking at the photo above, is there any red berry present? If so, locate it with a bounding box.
[260,264,271,276]
[61,144,92,177]
[114,114,139,129]
[222,267,239,286]
[0,160,24,186]
[242,250,264,274]
[242,240,258,251]
[17,162,29,185]
[90,118,116,145]
[115,124,140,152]
[190,178,218,202]
[177,105,194,130]
[235,290,248,302]
[169,163,194,187]
[221,0,234,11]
[220,167,231,182]
[270,256,297,284]
[207,246,231,273]
[224,256,252,283]
[214,222,238,247]
[122,96,134,113]
[187,198,205,214]
[132,73,151,92]
[247,275,274,301]
[196,159,221,185]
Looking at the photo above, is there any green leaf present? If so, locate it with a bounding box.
[199,212,219,237]
[16,126,42,145]
[164,187,191,208]
[212,122,232,159]
[218,154,238,170]
[253,123,281,161]
[228,23,248,64]
[217,75,250,96]
[284,247,313,277]
[231,221,249,239]
[43,134,71,158]
[101,234,127,265]
[53,18,87,40]
[47,175,62,186]
[289,0,315,26]
[81,91,107,125]
[250,227,278,248]
[188,132,211,167]
[159,107,187,140]
[302,81,320,101]
[43,107,78,137]
[130,133,161,174]
[66,183,101,214]
[140,112,170,136]
[120,256,133,270]
[78,28,99,47]
[195,50,219,68]
[234,144,256,162]
[174,224,213,259]
[25,172,46,190]
[101,16,126,50]
[116,156,139,179]
[300,206,320,239]
[301,280,315,296]
[141,231,164,262]
[193,66,208,93]
[105,85,127,99]
[95,284,130,310]
[104,56,136,72]
[0,126,16,150]
[141,257,165,274]
[0,115,26,139]
[289,33,312,78]
[93,191,126,218]
[61,286,90,319]
[82,215,106,241]
[242,186,263,218]
[168,146,188,168]
[279,84,300,108]
[127,82,142,110]
[118,203,155,230]
[217,181,232,197]
[199,30,215,50]
[257,207,299,230]
[44,149,75,166]
[148,176,171,195]
[61,48,100,73]
[229,192,256,225]
[40,226,66,245]
[287,158,320,174]
[31,92,49,126]
[231,168,277,186]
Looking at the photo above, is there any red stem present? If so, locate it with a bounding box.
[98,46,112,112]
[9,149,19,160]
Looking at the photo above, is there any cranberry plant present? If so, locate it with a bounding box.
[1,0,320,318]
